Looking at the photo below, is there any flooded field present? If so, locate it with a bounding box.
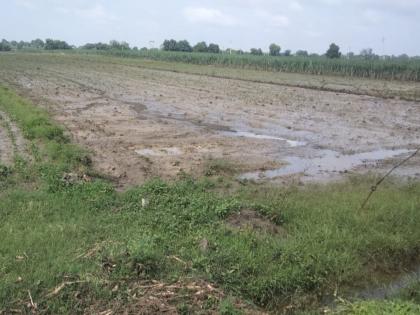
[1,53,419,187]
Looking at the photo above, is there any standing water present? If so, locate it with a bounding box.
[239,149,412,181]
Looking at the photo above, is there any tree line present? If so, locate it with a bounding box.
[0,38,72,51]
[0,38,417,60]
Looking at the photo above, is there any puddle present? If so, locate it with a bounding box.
[239,149,411,181]
[355,265,420,300]
[223,130,306,147]
[135,147,182,156]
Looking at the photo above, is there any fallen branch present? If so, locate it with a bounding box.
[27,290,37,311]
[45,281,87,298]
[359,147,420,210]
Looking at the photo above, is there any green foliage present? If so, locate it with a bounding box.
[109,40,130,50]
[176,40,193,52]
[78,47,420,81]
[82,42,110,50]
[45,39,72,50]
[30,38,45,49]
[162,39,192,52]
[219,298,242,315]
[326,42,341,59]
[192,41,220,54]
[0,164,12,179]
[269,43,281,56]
[193,41,208,52]
[336,300,420,314]
[296,50,309,57]
[0,87,67,142]
[208,43,221,54]
[250,48,263,55]
[0,39,12,51]
[284,49,292,56]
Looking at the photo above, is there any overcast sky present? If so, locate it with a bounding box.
[2,0,420,55]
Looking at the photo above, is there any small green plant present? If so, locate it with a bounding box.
[336,300,420,315]
[0,164,11,177]
[219,298,242,315]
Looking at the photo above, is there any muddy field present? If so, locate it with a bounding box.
[1,53,419,187]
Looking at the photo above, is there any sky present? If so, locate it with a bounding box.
[2,0,420,56]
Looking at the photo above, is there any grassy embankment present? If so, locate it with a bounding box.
[0,85,420,314]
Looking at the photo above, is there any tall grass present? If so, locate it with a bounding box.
[77,49,420,82]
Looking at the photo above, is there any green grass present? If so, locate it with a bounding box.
[0,86,420,313]
[335,300,420,315]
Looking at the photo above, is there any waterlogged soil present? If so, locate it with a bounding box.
[1,54,420,187]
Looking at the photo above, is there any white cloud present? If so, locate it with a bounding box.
[183,7,237,26]
[75,4,117,21]
[56,3,118,23]
[306,30,323,38]
[256,10,290,27]
[363,9,383,24]
[14,0,35,9]
[289,1,303,11]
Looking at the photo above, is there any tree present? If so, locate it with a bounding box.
[193,41,208,52]
[162,39,177,51]
[176,40,192,52]
[283,49,291,56]
[45,39,71,50]
[82,42,110,50]
[326,43,341,58]
[0,39,11,51]
[17,41,26,49]
[269,43,281,56]
[295,50,308,57]
[31,38,45,49]
[250,48,263,55]
[360,48,376,60]
[109,40,130,50]
[208,43,220,54]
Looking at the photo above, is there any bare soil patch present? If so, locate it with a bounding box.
[226,209,285,235]
[1,54,419,187]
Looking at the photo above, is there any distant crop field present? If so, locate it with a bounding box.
[76,49,420,82]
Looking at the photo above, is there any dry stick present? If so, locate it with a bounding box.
[27,290,36,310]
[359,147,420,211]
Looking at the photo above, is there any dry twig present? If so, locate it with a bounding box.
[359,147,420,210]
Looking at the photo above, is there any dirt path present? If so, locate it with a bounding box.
[0,110,27,165]
[1,54,419,187]
[0,115,14,165]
